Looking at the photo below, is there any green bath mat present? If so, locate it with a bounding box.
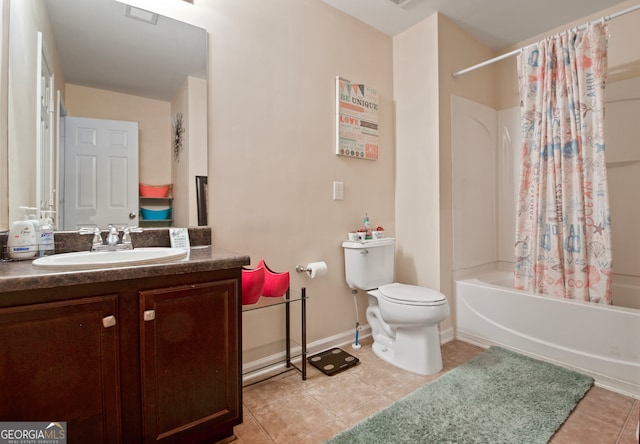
[325,346,593,443]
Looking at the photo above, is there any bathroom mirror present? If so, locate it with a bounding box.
[4,0,207,229]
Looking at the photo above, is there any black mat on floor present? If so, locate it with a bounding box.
[307,347,360,376]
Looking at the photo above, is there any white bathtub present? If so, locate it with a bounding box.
[455,265,640,398]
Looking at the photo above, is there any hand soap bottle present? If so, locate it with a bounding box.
[7,207,38,260]
[38,211,56,257]
[26,207,42,251]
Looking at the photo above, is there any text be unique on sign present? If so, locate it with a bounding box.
[336,77,379,160]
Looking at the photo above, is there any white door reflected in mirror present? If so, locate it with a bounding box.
[63,117,139,230]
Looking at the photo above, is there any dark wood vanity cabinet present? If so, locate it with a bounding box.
[140,280,240,443]
[0,267,242,444]
[0,296,121,443]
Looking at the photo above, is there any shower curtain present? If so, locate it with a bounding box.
[514,23,613,304]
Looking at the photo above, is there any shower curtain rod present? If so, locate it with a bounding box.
[452,3,640,78]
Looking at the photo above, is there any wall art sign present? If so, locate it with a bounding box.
[335,76,379,160]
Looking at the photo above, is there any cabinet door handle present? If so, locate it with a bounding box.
[102,315,117,328]
[143,310,156,321]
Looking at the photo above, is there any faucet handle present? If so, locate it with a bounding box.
[122,226,143,248]
[79,227,103,250]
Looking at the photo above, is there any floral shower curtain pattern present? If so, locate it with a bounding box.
[514,23,613,304]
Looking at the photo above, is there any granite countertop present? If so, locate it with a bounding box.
[0,245,250,293]
[0,228,250,293]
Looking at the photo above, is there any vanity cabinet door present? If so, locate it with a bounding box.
[0,296,121,444]
[140,279,241,444]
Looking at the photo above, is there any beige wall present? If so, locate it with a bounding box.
[7,0,64,224]
[186,77,207,225]
[188,78,207,225]
[171,76,207,227]
[170,79,189,227]
[211,1,395,350]
[0,0,8,230]
[124,0,395,350]
[393,13,495,335]
[393,15,440,293]
[118,0,496,348]
[65,84,172,185]
[8,0,39,223]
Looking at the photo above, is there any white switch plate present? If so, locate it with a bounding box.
[333,181,344,200]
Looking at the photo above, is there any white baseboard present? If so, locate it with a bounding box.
[242,325,372,384]
[440,325,455,344]
[243,323,454,384]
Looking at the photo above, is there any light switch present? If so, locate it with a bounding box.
[333,181,344,201]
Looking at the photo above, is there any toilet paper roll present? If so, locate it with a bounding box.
[306,261,328,278]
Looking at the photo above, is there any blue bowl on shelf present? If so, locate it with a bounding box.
[140,207,171,220]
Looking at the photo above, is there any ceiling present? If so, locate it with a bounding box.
[43,0,207,101]
[322,0,631,50]
[42,0,633,101]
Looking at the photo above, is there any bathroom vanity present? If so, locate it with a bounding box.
[0,238,249,444]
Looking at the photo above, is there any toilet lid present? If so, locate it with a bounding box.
[378,283,447,305]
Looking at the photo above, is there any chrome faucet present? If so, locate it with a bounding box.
[106,226,120,247]
[80,225,143,251]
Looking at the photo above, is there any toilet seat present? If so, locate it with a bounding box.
[378,283,447,306]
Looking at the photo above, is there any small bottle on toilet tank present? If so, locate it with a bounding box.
[364,213,372,239]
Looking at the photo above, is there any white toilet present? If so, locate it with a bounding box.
[342,238,449,375]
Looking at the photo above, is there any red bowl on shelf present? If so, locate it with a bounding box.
[258,259,290,298]
[242,265,265,305]
[139,183,172,198]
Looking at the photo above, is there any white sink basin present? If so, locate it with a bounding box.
[32,247,188,270]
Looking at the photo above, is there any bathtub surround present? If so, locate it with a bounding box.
[451,4,640,406]
[515,23,612,304]
[451,13,640,401]
[455,264,640,397]
[325,346,593,444]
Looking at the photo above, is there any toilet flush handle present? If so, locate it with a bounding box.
[360,249,369,255]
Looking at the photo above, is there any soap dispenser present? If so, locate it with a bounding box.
[7,207,38,260]
[38,211,56,257]
[26,207,41,250]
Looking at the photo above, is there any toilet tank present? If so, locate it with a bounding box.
[342,238,395,290]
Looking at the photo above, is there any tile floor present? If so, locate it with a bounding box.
[235,338,639,444]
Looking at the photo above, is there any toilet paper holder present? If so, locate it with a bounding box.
[295,261,328,278]
[296,264,311,273]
